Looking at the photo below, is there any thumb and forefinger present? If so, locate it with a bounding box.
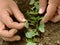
[9,1,26,23]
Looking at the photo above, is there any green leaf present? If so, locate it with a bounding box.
[33,37,40,43]
[39,22,45,33]
[27,42,36,45]
[30,16,36,21]
[29,0,35,5]
[26,40,36,45]
[26,29,38,38]
[26,39,32,42]
[34,1,39,10]
[31,6,35,10]
[24,20,29,28]
[30,21,36,25]
[28,11,38,15]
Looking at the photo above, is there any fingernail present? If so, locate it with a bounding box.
[22,19,26,22]
[39,8,43,14]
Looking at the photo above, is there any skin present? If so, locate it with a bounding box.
[39,0,60,23]
[0,0,26,41]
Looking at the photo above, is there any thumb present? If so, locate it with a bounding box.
[39,0,47,14]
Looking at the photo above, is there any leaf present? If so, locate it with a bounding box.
[26,11,32,18]
[24,20,29,28]
[39,22,45,33]
[26,29,38,38]
[32,37,39,43]
[27,42,36,45]
[26,39,36,45]
[30,16,36,21]
[34,1,39,10]
[28,11,38,15]
[29,0,35,5]
[31,6,35,10]
[26,39,32,42]
[30,21,36,25]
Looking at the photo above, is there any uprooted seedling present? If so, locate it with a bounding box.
[24,0,45,45]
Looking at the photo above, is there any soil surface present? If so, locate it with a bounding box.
[2,0,60,45]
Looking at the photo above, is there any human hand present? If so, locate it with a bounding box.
[39,0,60,23]
[0,21,21,41]
[0,0,26,29]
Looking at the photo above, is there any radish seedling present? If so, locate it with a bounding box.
[24,0,45,45]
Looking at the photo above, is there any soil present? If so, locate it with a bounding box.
[2,0,60,45]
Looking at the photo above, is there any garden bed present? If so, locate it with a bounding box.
[2,0,60,45]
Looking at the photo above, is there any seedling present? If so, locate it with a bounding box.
[24,0,45,45]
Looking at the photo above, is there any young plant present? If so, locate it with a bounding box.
[25,0,45,45]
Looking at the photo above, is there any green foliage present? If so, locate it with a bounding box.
[25,21,29,28]
[26,29,38,38]
[25,0,45,45]
[27,42,36,45]
[39,22,45,33]
[26,39,36,45]
[29,0,35,5]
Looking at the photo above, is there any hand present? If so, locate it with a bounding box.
[39,0,60,23]
[0,21,21,41]
[0,0,26,29]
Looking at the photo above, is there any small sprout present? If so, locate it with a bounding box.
[26,39,37,45]
[26,29,38,38]
[34,1,39,10]
[39,22,45,33]
[31,6,35,10]
[24,20,29,28]
[29,0,35,5]
[25,0,45,45]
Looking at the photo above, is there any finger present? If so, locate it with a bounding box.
[11,22,24,29]
[50,15,60,23]
[9,1,26,22]
[39,0,47,14]
[0,29,17,38]
[51,15,60,23]
[0,11,14,28]
[0,21,5,30]
[41,4,57,23]
[5,7,12,15]
[0,11,24,29]
[2,35,21,41]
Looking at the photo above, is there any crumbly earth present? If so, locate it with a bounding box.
[2,0,60,45]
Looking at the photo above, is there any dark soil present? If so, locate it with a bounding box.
[2,0,60,45]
